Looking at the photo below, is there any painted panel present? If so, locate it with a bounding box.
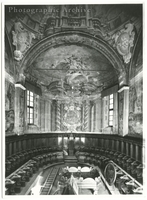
[5,81,15,135]
[118,91,124,135]
[128,78,143,137]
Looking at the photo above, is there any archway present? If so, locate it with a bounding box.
[19,31,126,85]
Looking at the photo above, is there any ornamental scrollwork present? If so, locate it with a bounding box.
[12,21,35,61]
[112,23,135,64]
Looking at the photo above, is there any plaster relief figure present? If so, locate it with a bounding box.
[12,21,35,61]
[112,23,135,63]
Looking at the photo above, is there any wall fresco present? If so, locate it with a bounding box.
[62,101,82,132]
[19,89,25,133]
[118,91,124,135]
[5,81,15,135]
[128,78,143,137]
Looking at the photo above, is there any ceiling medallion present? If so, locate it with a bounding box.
[112,23,135,64]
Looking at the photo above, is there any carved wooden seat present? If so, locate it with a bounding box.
[6,160,11,176]
[11,174,21,193]
[17,170,26,187]
[22,167,31,182]
[5,179,15,195]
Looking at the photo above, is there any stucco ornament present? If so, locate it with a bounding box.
[63,102,81,132]
[112,23,135,64]
[12,22,35,61]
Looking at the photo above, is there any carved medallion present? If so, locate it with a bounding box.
[112,23,135,64]
[63,102,81,132]
[104,162,117,185]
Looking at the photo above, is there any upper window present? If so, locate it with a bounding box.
[108,94,113,126]
[27,90,34,124]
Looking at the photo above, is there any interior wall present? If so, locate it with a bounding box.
[5,80,15,135]
[128,73,143,137]
[128,35,143,138]
[5,34,16,136]
[94,99,102,132]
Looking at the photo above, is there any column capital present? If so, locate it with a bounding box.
[118,86,129,93]
[15,83,26,90]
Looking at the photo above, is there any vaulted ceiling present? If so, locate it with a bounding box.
[27,45,118,99]
[5,4,142,100]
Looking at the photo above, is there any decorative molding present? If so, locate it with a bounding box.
[118,86,129,93]
[15,83,26,90]
[20,31,125,76]
[12,21,35,61]
[112,23,135,64]
[5,72,15,84]
[130,70,143,85]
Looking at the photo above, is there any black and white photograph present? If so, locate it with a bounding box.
[2,1,145,197]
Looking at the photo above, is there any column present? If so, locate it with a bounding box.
[85,5,90,27]
[56,100,61,131]
[90,104,94,132]
[82,104,85,131]
[130,143,134,158]
[51,100,56,131]
[121,141,124,154]
[44,101,48,131]
[48,100,51,131]
[60,5,64,26]
[45,100,51,132]
[60,103,64,131]
[84,100,90,132]
[95,98,102,132]
[113,93,118,134]
[126,142,129,156]
[40,99,45,131]
[135,144,139,161]
[116,140,119,151]
[118,86,129,136]
[14,83,26,134]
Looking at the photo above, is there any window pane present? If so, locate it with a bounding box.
[30,96,33,102]
[109,110,113,115]
[27,90,34,125]
[27,94,30,101]
[30,91,33,96]
[30,108,33,113]
[109,116,113,120]
[30,113,33,119]
[110,99,113,104]
[109,121,113,126]
[110,104,113,109]
[30,101,33,107]
[110,94,113,99]
[30,118,33,124]
[27,100,30,106]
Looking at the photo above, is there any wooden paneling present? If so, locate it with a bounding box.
[6,133,143,162]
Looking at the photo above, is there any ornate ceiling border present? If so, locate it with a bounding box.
[19,31,126,82]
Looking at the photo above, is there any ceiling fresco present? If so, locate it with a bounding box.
[26,45,118,100]
[5,4,142,101]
